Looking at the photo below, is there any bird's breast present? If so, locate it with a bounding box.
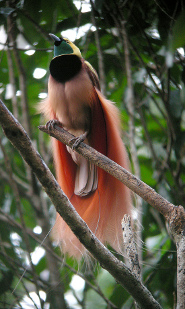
[48,69,93,135]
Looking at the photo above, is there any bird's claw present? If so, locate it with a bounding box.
[70,131,88,150]
[45,119,63,131]
[45,121,88,150]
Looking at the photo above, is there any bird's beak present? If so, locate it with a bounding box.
[49,33,61,42]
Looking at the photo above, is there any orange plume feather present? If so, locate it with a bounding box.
[40,36,132,259]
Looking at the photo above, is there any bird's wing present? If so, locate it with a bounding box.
[84,60,101,90]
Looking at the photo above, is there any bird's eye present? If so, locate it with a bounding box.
[55,40,62,47]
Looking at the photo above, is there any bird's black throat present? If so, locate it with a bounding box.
[49,54,82,83]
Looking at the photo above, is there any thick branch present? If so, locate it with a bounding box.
[0,99,162,308]
[39,123,176,221]
[122,215,141,280]
[168,205,185,309]
[0,209,117,308]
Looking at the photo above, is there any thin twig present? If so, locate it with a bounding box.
[90,0,106,95]
[17,8,50,41]
[6,48,19,119]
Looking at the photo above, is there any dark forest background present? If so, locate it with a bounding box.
[0,0,185,308]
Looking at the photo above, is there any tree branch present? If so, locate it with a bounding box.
[122,215,141,281]
[38,115,185,309]
[168,206,185,309]
[90,0,106,95]
[0,208,117,308]
[39,122,175,221]
[0,99,162,308]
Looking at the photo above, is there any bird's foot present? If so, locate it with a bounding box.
[45,119,63,131]
[70,131,89,150]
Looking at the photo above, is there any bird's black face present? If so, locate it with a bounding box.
[49,55,82,83]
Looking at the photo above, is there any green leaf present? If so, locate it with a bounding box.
[169,11,185,52]
[97,269,115,298]
[86,289,107,309]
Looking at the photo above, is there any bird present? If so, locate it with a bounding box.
[39,33,132,259]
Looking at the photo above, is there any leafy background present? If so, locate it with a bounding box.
[0,0,185,308]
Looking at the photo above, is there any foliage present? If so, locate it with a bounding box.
[0,0,185,308]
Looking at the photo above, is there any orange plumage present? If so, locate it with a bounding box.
[40,34,132,259]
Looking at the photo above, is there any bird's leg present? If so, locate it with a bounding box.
[45,119,63,130]
[46,120,88,149]
[70,131,89,150]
